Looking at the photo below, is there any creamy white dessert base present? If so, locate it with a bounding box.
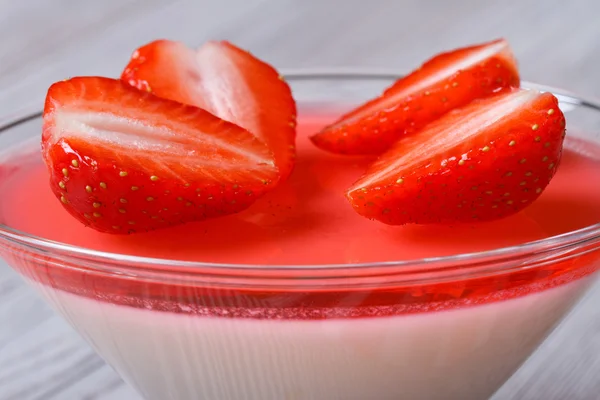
[31,277,592,400]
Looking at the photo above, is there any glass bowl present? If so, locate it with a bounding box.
[0,70,599,400]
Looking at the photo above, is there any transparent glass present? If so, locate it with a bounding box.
[0,71,599,400]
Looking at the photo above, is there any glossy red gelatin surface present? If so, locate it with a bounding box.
[1,115,600,318]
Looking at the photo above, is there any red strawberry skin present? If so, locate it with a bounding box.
[311,39,520,155]
[346,89,566,225]
[121,40,297,182]
[42,77,279,234]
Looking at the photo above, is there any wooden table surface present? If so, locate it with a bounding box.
[1,1,600,399]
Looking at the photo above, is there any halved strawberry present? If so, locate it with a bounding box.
[121,40,297,182]
[42,77,278,234]
[311,38,520,155]
[346,88,566,225]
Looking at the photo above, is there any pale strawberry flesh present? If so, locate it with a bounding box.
[121,40,297,182]
[42,77,278,234]
[347,89,566,225]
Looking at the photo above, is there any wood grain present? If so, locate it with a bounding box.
[1,0,599,399]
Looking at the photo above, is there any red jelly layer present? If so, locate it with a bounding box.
[0,116,599,319]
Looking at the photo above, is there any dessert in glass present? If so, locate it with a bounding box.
[0,39,599,400]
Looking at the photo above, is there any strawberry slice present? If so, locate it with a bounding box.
[121,40,297,182]
[311,39,520,155]
[42,77,278,234]
[346,88,566,225]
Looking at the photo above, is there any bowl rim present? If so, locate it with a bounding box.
[0,69,599,277]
